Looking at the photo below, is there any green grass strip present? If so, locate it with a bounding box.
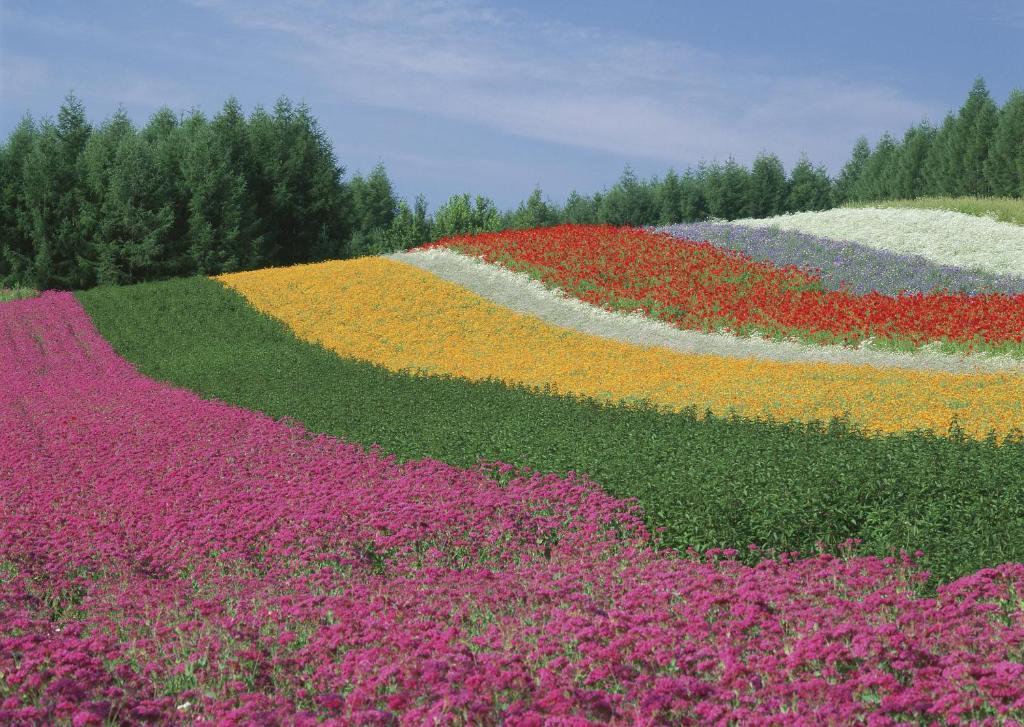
[845,196,1024,226]
[77,276,1024,589]
[0,286,38,302]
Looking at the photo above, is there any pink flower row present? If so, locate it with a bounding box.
[1,292,1023,725]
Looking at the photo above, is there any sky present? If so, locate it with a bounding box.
[2,0,1023,211]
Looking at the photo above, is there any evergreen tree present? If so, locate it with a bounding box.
[984,89,1024,196]
[432,193,501,239]
[786,155,832,212]
[562,190,599,224]
[17,92,92,289]
[678,168,709,221]
[893,123,935,199]
[140,108,191,277]
[178,110,254,275]
[0,115,38,284]
[597,165,659,225]
[921,113,957,195]
[506,186,560,229]
[957,77,999,196]
[834,136,871,204]
[704,158,752,220]
[94,131,175,285]
[247,98,348,264]
[747,153,788,217]
[78,108,137,284]
[655,168,683,225]
[858,133,900,200]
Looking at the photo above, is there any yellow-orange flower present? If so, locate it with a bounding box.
[218,259,1024,443]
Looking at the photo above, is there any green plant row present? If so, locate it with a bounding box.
[78,277,1024,590]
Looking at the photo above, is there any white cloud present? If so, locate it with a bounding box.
[187,0,940,171]
[0,54,50,99]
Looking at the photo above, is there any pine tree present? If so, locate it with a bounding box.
[984,89,1024,196]
[704,158,752,220]
[562,190,598,224]
[432,193,501,239]
[655,169,683,225]
[678,168,708,221]
[921,113,956,195]
[786,155,832,212]
[17,92,92,289]
[0,115,38,284]
[894,123,935,199]
[747,153,788,217]
[78,108,136,284]
[507,186,560,229]
[598,165,659,225]
[834,137,871,204]
[959,78,999,195]
[140,107,191,277]
[858,133,900,200]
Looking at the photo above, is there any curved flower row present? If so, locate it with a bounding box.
[391,246,1024,375]
[218,257,1024,443]
[656,221,1024,297]
[2,292,1024,724]
[730,206,1024,278]
[418,224,1024,353]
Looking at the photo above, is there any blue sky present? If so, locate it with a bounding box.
[2,0,1022,211]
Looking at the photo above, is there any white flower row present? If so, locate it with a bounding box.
[730,207,1024,278]
[388,247,1024,376]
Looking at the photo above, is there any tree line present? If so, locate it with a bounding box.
[1,78,1021,290]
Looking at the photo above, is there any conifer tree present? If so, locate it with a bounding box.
[858,133,900,200]
[984,89,1024,196]
[506,186,560,229]
[893,123,935,199]
[959,78,999,195]
[0,115,38,284]
[704,158,752,220]
[562,190,599,224]
[921,113,957,195]
[17,93,92,289]
[598,165,659,225]
[786,155,832,212]
[678,168,709,221]
[834,136,871,204]
[432,193,501,239]
[747,153,788,217]
[655,168,683,225]
[140,108,191,277]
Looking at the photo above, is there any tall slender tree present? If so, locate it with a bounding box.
[17,93,92,289]
[0,115,38,283]
[984,89,1024,196]
[655,169,683,225]
[921,113,957,195]
[704,158,752,220]
[786,155,832,212]
[947,78,999,195]
[893,123,935,199]
[747,153,788,217]
[834,136,871,203]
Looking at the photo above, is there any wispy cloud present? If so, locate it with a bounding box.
[191,0,937,171]
[0,53,50,99]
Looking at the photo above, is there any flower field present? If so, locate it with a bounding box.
[4,215,1024,722]
[422,224,1024,357]
[656,222,1024,297]
[730,207,1024,278]
[217,256,1024,442]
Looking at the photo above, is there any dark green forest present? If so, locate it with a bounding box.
[2,78,1022,290]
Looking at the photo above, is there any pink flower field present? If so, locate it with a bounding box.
[2,291,1024,725]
